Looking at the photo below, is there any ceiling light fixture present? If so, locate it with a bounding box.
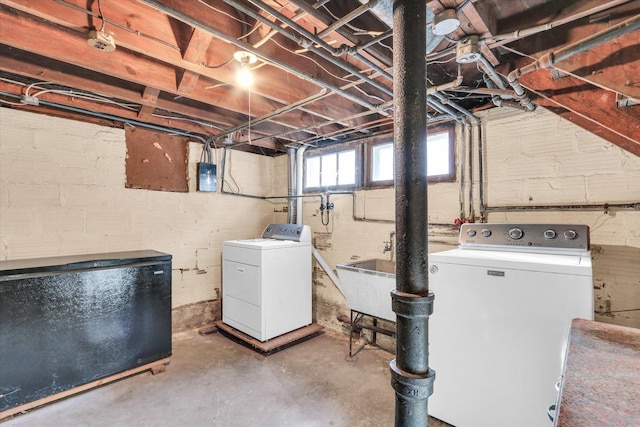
[432,9,460,36]
[233,51,257,88]
[456,35,481,63]
[87,0,116,52]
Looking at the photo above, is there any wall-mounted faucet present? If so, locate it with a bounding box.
[383,231,395,261]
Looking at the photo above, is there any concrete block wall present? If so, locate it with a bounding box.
[479,107,640,328]
[289,107,640,332]
[0,109,276,325]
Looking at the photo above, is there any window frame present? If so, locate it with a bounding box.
[302,124,456,193]
[303,144,361,192]
[365,141,394,188]
[425,125,456,183]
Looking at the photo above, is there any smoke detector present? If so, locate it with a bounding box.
[456,35,481,63]
[87,30,116,52]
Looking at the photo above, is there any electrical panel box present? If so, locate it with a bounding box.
[197,162,217,192]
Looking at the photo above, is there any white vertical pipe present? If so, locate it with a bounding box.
[295,145,307,225]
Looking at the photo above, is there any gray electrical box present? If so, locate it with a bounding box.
[197,162,217,192]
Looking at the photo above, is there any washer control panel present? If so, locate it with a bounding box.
[262,224,311,242]
[459,223,589,251]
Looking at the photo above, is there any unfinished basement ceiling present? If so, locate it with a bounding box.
[0,0,638,156]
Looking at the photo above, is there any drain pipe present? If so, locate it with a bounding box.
[507,15,640,112]
[430,93,479,125]
[427,98,465,124]
[478,56,508,90]
[478,122,486,219]
[426,66,463,94]
[296,145,307,225]
[392,0,435,425]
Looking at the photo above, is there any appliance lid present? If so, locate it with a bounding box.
[429,248,592,276]
[223,239,309,249]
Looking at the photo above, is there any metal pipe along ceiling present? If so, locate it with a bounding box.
[139,0,380,112]
[225,0,393,95]
[507,14,640,112]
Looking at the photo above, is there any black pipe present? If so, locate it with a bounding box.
[391,0,435,426]
[478,123,485,218]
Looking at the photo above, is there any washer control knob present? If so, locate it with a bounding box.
[509,227,524,240]
[466,229,477,237]
[544,229,557,240]
[564,229,578,240]
[481,229,492,237]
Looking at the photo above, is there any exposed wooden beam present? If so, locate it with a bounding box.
[138,86,160,119]
[497,0,634,34]
[0,7,344,137]
[456,0,500,64]
[0,0,368,126]
[177,29,213,93]
[0,80,284,151]
[0,48,321,142]
[518,70,640,157]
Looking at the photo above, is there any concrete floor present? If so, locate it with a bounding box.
[3,330,450,426]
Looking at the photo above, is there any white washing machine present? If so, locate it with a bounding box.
[222,224,312,342]
[428,223,593,427]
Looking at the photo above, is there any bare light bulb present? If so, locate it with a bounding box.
[233,51,257,89]
[237,63,253,88]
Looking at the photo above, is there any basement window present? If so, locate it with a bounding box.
[305,149,356,190]
[426,127,455,181]
[367,126,455,187]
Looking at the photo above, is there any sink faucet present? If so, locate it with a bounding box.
[383,231,395,261]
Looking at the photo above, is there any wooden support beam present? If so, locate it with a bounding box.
[518,70,640,157]
[177,29,213,93]
[0,7,342,137]
[0,0,372,123]
[497,0,633,34]
[138,86,160,119]
[0,50,316,142]
[0,80,284,151]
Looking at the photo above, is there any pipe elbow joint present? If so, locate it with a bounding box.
[538,53,555,69]
[299,39,312,49]
[507,69,520,84]
[333,45,349,56]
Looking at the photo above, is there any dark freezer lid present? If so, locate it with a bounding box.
[0,250,171,276]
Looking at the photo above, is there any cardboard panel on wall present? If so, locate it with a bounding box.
[125,126,188,192]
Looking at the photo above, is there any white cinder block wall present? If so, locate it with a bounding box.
[3,107,639,333]
[284,107,640,331]
[0,109,276,323]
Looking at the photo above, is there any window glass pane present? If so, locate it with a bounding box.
[306,156,320,188]
[427,132,450,176]
[338,150,356,185]
[321,153,337,187]
[372,142,393,181]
